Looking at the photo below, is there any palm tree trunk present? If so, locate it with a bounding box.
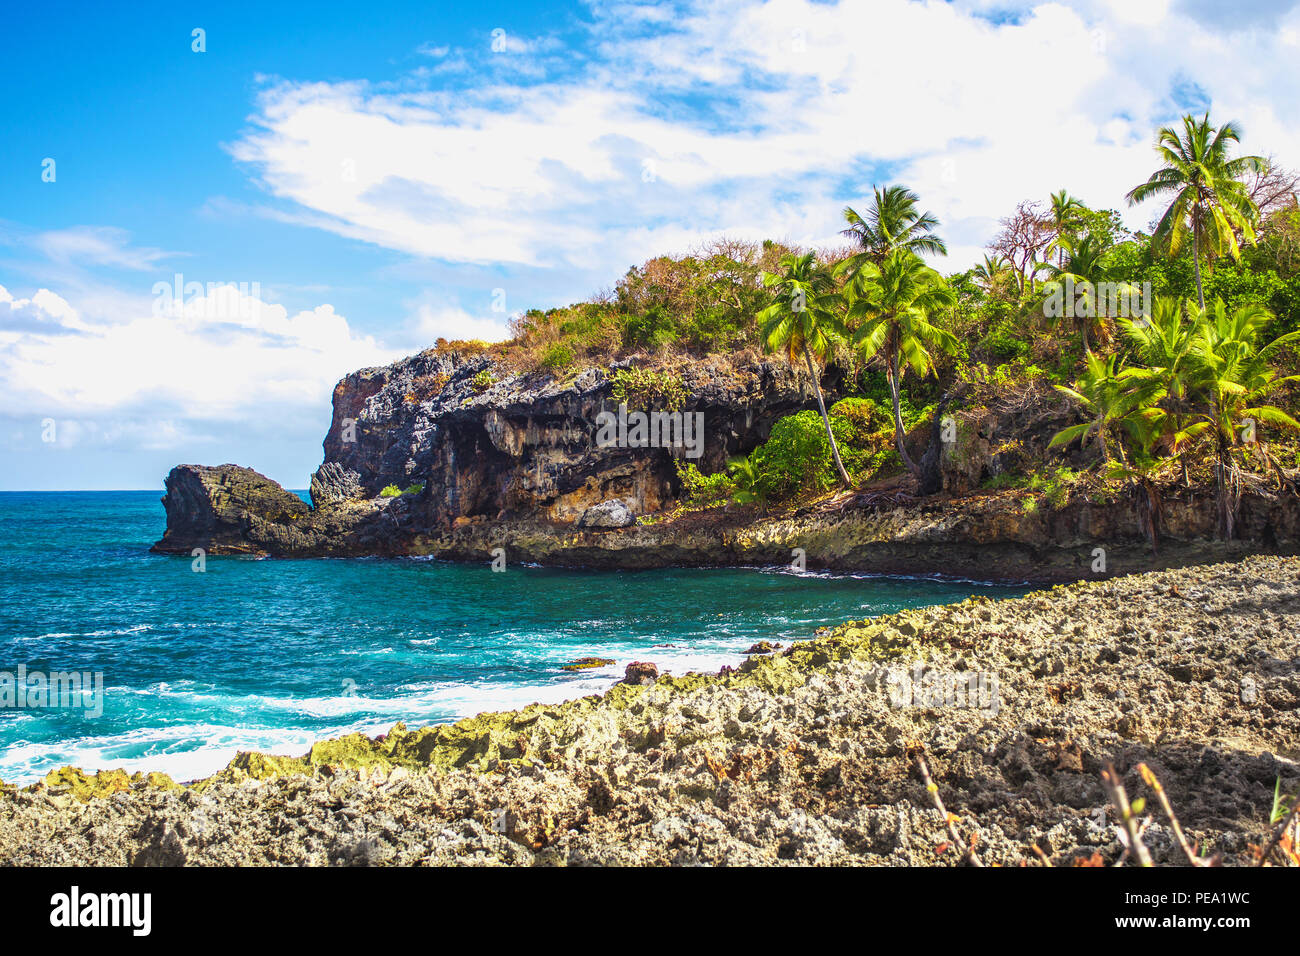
[888,347,919,475]
[802,345,852,489]
[1192,218,1205,310]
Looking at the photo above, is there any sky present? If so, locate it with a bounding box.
[3,0,1300,490]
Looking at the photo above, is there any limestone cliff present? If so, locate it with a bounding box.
[152,346,1300,579]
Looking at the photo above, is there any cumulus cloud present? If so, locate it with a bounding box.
[0,282,405,453]
[228,0,1300,276]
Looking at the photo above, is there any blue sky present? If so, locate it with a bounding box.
[3,0,1300,490]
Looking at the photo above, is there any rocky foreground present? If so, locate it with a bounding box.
[2,556,1297,866]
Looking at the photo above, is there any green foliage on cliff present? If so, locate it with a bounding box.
[467,111,1298,517]
[610,367,687,411]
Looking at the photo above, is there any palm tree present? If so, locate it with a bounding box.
[1120,296,1208,483]
[1042,233,1128,354]
[726,455,762,505]
[757,252,853,488]
[972,254,1012,295]
[1049,353,1160,464]
[839,185,947,282]
[1187,300,1300,536]
[841,249,958,478]
[1126,113,1266,308]
[1047,189,1086,266]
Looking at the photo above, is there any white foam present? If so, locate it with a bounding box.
[0,648,749,786]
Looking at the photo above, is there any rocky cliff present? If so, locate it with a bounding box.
[154,347,815,555]
[152,346,1300,580]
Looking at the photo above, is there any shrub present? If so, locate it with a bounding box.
[828,397,880,431]
[610,367,687,411]
[539,343,574,372]
[380,482,424,497]
[676,461,736,508]
[749,410,852,499]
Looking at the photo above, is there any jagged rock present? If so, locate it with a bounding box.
[151,349,1300,578]
[151,464,400,557]
[622,662,659,685]
[745,641,781,655]
[310,461,363,508]
[311,347,810,524]
[577,499,635,529]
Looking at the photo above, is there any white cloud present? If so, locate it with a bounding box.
[34,226,176,271]
[226,0,1300,276]
[409,302,512,344]
[0,282,406,435]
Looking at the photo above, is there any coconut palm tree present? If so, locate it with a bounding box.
[972,254,1012,295]
[1126,113,1266,308]
[1047,189,1086,266]
[1049,353,1161,465]
[839,185,947,282]
[841,249,958,477]
[1187,300,1300,536]
[1041,233,1129,354]
[757,252,853,488]
[1120,296,1208,482]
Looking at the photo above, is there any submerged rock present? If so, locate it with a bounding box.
[562,657,616,671]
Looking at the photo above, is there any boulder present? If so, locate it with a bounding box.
[622,661,659,685]
[577,499,636,529]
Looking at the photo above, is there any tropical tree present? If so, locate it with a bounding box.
[1041,233,1127,354]
[1049,353,1161,464]
[1126,113,1267,308]
[1187,300,1300,536]
[841,249,958,478]
[972,254,1013,295]
[726,454,762,506]
[1047,189,1087,266]
[839,185,947,282]
[757,252,853,488]
[1120,296,1208,482]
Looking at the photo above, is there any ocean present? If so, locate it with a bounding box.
[0,490,1029,785]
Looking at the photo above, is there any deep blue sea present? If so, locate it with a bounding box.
[0,491,1029,785]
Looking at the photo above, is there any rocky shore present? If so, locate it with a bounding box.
[149,346,1300,581]
[3,555,1296,866]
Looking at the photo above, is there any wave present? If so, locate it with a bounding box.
[0,647,748,786]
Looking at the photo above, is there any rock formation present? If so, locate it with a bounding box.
[152,345,1300,580]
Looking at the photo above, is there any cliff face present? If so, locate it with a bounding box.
[151,346,1300,579]
[309,347,811,523]
[153,348,818,556]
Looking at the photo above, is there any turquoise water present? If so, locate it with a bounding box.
[0,491,1029,785]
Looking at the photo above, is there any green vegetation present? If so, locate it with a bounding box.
[429,110,1298,529]
[610,367,686,411]
[380,482,425,498]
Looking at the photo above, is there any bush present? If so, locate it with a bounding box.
[749,410,852,499]
[828,397,880,431]
[676,461,736,508]
[380,482,424,497]
[610,367,687,411]
[539,343,574,372]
